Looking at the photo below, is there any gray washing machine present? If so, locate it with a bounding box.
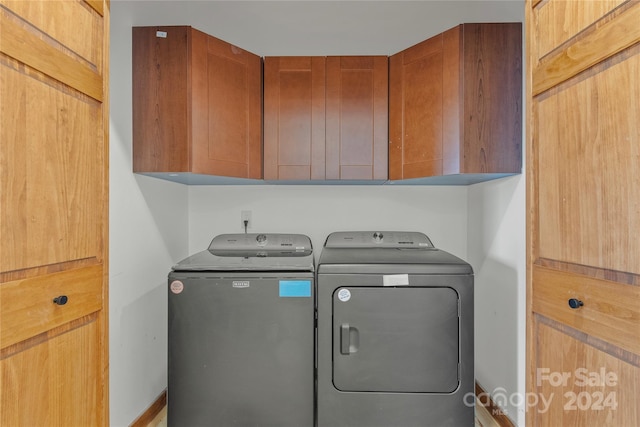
[168,233,315,427]
[316,231,474,427]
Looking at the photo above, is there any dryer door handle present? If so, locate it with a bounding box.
[340,323,359,355]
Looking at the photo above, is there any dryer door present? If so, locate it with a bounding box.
[332,286,459,393]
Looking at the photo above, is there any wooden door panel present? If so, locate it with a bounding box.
[532,0,626,62]
[389,38,444,179]
[0,0,109,424]
[0,59,103,274]
[0,265,103,349]
[132,26,190,173]
[532,266,640,356]
[264,56,325,180]
[461,23,522,174]
[527,1,640,426]
[1,0,103,73]
[193,31,262,178]
[533,319,640,426]
[326,56,388,180]
[1,318,103,427]
[536,47,640,276]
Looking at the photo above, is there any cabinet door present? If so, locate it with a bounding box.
[264,56,326,180]
[389,28,460,180]
[0,0,109,425]
[527,1,640,425]
[326,56,388,180]
[390,23,522,181]
[192,30,263,179]
[133,26,262,179]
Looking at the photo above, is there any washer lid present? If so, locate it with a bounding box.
[172,233,314,272]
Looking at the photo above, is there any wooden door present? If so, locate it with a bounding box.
[0,0,110,425]
[264,56,326,180]
[326,56,388,180]
[526,1,640,425]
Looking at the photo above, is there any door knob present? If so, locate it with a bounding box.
[53,295,68,305]
[568,298,583,309]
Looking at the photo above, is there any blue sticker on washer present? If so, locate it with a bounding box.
[279,280,312,297]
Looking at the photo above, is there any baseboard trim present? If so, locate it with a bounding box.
[475,381,516,427]
[129,384,512,426]
[129,389,167,427]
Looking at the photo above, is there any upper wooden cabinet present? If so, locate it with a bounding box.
[133,26,262,181]
[389,23,522,182]
[264,56,388,181]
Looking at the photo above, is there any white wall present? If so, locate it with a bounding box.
[110,1,525,425]
[188,185,468,258]
[468,176,526,425]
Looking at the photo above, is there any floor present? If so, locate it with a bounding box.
[148,403,500,427]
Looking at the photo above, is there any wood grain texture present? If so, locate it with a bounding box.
[1,319,104,427]
[0,265,103,349]
[533,1,640,95]
[527,1,640,426]
[326,56,388,180]
[263,56,325,180]
[389,23,522,180]
[536,47,640,276]
[0,8,102,101]
[534,320,640,426]
[0,1,109,424]
[132,26,190,172]
[533,0,626,62]
[132,26,262,178]
[389,32,444,179]
[532,266,640,356]
[0,57,103,273]
[462,23,522,174]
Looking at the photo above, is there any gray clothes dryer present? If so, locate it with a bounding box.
[168,233,315,427]
[316,231,474,427]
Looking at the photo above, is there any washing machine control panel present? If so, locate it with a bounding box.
[208,233,313,257]
[324,231,434,249]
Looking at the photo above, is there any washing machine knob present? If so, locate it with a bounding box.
[373,232,384,243]
[256,234,268,246]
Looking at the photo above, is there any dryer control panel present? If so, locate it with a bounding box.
[324,231,434,249]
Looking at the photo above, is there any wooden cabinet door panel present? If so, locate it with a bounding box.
[133,26,262,179]
[194,30,263,178]
[326,56,388,180]
[264,56,326,180]
[461,23,522,174]
[390,23,522,180]
[389,33,446,179]
[132,26,190,172]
